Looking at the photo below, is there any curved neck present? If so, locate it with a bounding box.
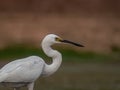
[41,41,62,77]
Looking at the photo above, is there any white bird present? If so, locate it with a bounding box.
[0,34,84,90]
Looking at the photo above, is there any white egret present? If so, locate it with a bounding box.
[0,34,84,90]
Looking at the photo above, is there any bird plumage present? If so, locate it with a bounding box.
[0,34,83,90]
[0,56,45,82]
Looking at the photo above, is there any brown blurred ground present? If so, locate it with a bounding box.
[0,0,120,53]
[0,0,120,15]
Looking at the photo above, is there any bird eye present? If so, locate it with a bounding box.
[55,37,62,42]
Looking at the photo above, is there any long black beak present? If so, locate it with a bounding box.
[61,40,84,47]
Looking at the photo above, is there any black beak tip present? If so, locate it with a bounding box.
[79,44,84,47]
[73,43,84,47]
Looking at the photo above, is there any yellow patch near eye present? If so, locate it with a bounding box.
[55,37,62,42]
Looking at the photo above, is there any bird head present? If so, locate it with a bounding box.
[42,34,84,47]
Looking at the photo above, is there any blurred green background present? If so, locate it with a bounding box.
[0,0,120,90]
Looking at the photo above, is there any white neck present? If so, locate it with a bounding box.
[41,41,62,77]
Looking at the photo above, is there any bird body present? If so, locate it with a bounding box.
[0,34,84,90]
[0,56,44,82]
